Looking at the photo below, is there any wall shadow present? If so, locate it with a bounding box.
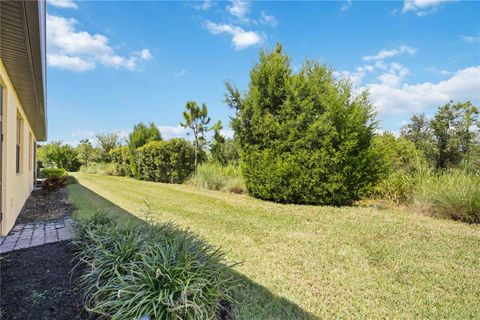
[67,182,318,320]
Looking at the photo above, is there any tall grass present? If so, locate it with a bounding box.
[189,163,245,194]
[73,212,235,319]
[80,162,115,175]
[413,170,480,223]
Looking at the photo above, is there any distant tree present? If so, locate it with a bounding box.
[430,101,479,169]
[38,141,80,171]
[226,44,382,205]
[126,122,162,177]
[96,132,119,162]
[210,121,226,165]
[127,122,162,150]
[400,113,435,163]
[76,139,96,166]
[223,139,240,164]
[180,101,211,172]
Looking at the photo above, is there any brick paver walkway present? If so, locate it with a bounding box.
[0,217,75,254]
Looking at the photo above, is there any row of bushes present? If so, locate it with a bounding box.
[73,213,235,319]
[109,138,195,183]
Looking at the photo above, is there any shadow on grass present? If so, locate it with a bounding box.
[68,182,318,320]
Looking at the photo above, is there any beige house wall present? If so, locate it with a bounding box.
[0,58,36,236]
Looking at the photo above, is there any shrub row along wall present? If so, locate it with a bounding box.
[110,138,195,184]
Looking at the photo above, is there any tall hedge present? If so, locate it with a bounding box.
[226,44,382,205]
[134,139,195,184]
[110,146,132,177]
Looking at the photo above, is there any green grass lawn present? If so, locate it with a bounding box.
[69,172,480,319]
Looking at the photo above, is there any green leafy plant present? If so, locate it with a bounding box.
[73,213,235,320]
[40,167,66,178]
[135,139,195,183]
[38,141,80,171]
[110,146,133,177]
[226,44,381,205]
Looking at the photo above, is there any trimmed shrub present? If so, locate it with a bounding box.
[135,139,195,184]
[189,163,245,194]
[40,167,66,178]
[413,170,480,223]
[73,213,235,320]
[110,146,133,176]
[227,44,382,205]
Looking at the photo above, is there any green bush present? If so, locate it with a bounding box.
[135,139,195,184]
[73,213,235,320]
[38,141,81,171]
[110,146,133,177]
[372,133,429,203]
[413,170,480,223]
[189,163,245,194]
[40,168,66,178]
[79,162,115,175]
[226,44,382,205]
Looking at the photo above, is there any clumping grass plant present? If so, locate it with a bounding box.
[73,212,236,320]
[189,163,245,194]
[80,162,116,175]
[413,169,480,223]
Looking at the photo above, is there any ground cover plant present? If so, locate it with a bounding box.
[70,172,480,319]
[73,212,235,320]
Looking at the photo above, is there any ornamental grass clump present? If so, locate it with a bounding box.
[413,169,480,223]
[72,213,235,320]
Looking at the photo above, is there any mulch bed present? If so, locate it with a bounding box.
[0,241,92,320]
[16,187,74,224]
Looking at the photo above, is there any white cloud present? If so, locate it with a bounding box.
[368,66,480,115]
[460,35,480,43]
[341,0,352,11]
[47,54,95,72]
[260,11,278,27]
[47,14,152,72]
[137,49,152,60]
[158,126,189,140]
[174,69,187,77]
[194,0,215,10]
[47,0,78,9]
[227,0,250,21]
[363,45,417,62]
[204,20,262,50]
[402,0,455,16]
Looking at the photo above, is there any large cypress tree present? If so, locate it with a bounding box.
[225,44,382,205]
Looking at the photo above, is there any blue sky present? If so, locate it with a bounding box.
[46,0,480,144]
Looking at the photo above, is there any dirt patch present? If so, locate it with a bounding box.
[16,187,74,224]
[0,241,92,320]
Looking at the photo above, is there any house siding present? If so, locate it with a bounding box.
[0,58,36,236]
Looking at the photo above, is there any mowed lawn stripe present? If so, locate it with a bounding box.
[70,173,480,320]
